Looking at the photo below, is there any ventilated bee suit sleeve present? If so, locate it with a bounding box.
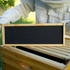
[0,0,35,24]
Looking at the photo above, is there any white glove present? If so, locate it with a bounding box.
[0,17,10,24]
[0,17,10,30]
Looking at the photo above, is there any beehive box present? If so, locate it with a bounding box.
[0,37,70,70]
[0,24,70,70]
[0,46,66,70]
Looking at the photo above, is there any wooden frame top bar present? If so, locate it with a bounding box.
[3,23,64,26]
[2,23,65,47]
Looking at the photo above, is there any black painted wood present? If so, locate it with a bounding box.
[5,26,63,44]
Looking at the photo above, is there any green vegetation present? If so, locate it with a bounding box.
[0,31,3,70]
[11,12,35,24]
[0,0,15,9]
[0,50,4,70]
[0,31,2,45]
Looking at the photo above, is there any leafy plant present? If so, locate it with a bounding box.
[0,0,15,9]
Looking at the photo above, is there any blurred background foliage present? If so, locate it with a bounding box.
[0,0,15,9]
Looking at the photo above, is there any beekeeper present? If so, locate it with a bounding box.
[0,0,70,33]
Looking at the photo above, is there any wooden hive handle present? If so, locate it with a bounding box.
[18,61,33,70]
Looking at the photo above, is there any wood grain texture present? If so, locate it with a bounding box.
[0,46,65,70]
[2,24,5,45]
[13,39,70,60]
[64,61,70,70]
[63,23,65,46]
[3,23,64,26]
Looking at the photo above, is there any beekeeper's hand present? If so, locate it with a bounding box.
[0,17,10,30]
[0,17,10,24]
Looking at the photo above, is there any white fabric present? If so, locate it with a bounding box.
[20,0,35,11]
[36,4,70,23]
[36,7,48,23]
[0,0,70,24]
[0,17,9,30]
[0,17,10,24]
[0,2,32,24]
[40,0,70,4]
[40,0,70,8]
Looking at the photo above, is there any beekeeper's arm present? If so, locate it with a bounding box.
[0,0,35,24]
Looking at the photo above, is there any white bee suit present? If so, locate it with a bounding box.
[40,0,70,8]
[0,0,70,24]
[0,0,35,24]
